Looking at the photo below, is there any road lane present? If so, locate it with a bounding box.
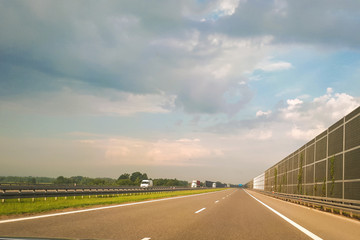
[170,189,310,240]
[0,189,231,239]
[247,190,360,240]
[0,189,358,239]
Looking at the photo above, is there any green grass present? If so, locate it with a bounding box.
[0,188,224,216]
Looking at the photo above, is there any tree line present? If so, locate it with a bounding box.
[0,172,189,187]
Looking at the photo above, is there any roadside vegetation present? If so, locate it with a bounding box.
[0,172,189,187]
[0,188,223,217]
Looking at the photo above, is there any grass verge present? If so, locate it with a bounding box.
[0,188,224,216]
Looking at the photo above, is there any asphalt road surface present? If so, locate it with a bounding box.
[0,189,359,240]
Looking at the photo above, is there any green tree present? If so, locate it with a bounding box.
[118,173,130,180]
[54,176,73,184]
[117,179,134,186]
[130,172,148,182]
[28,177,36,184]
[70,176,83,184]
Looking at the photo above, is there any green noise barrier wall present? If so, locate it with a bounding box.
[258,106,360,201]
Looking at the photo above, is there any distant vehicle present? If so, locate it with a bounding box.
[205,180,213,187]
[191,180,201,188]
[140,179,153,188]
[212,182,217,188]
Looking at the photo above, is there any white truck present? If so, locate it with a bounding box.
[140,179,153,188]
[191,180,201,188]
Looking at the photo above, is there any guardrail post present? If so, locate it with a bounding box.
[2,199,4,203]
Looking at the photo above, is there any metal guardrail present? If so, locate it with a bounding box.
[0,185,200,200]
[253,189,360,217]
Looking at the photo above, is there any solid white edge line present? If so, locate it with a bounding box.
[244,189,323,240]
[0,190,223,224]
[195,207,206,214]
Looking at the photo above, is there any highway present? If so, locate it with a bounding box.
[0,189,359,240]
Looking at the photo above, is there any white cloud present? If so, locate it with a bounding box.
[78,136,222,166]
[326,87,334,94]
[256,61,293,72]
[279,89,360,140]
[286,98,303,109]
[0,88,176,116]
[196,0,244,22]
[256,110,272,117]
[149,33,274,114]
[214,88,359,144]
[288,125,325,140]
[217,0,242,16]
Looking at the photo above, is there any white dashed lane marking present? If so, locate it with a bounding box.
[195,208,206,214]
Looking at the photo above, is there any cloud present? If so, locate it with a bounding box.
[0,88,176,116]
[281,88,359,123]
[1,1,359,119]
[205,0,243,20]
[186,0,245,22]
[256,61,293,72]
[279,89,360,140]
[256,110,272,117]
[0,1,280,116]
[78,136,223,166]
[214,0,360,48]
[288,126,324,141]
[208,88,360,142]
[0,1,359,184]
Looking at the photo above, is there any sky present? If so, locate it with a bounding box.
[0,0,360,184]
